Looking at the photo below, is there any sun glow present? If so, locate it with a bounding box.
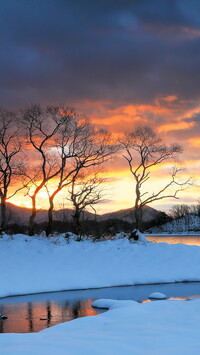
[5,97,200,214]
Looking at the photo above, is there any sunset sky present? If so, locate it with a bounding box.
[1,0,200,213]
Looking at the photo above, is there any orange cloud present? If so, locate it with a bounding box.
[91,103,173,134]
[160,95,178,102]
[158,121,196,133]
[189,138,200,147]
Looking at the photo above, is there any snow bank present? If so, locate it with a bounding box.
[1,233,200,298]
[1,298,200,354]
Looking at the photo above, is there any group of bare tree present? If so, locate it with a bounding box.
[170,203,200,219]
[0,105,192,236]
[170,203,200,230]
[0,105,117,236]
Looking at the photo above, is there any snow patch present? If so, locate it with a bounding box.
[148,292,167,300]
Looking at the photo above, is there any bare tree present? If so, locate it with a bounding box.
[197,201,200,217]
[0,108,25,231]
[67,172,105,238]
[170,203,192,230]
[121,126,190,231]
[23,104,75,235]
[45,115,117,236]
[170,204,191,220]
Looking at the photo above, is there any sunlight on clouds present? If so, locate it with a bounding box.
[189,138,200,147]
[159,95,178,103]
[6,98,200,214]
[8,164,197,214]
[158,121,195,133]
[91,102,173,132]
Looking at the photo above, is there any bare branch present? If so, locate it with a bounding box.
[0,108,25,230]
[121,126,191,231]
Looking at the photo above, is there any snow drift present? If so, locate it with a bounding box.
[1,233,200,298]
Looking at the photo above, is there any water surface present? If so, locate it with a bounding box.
[1,282,200,333]
[146,235,200,246]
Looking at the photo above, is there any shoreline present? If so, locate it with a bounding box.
[1,280,200,300]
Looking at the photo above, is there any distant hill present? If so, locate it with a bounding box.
[97,205,161,223]
[0,202,162,226]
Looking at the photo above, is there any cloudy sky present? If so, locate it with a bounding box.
[1,0,200,212]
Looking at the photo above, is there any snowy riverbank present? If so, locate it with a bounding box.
[1,233,200,298]
[1,298,200,354]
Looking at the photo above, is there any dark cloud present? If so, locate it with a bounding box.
[185,113,200,122]
[1,0,200,108]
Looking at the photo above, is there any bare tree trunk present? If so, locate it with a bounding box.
[46,197,54,237]
[135,209,139,229]
[29,195,37,236]
[0,196,6,232]
[138,206,143,231]
[134,182,141,230]
[135,208,143,231]
[73,209,81,240]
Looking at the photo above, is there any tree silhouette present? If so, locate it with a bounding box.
[68,172,105,237]
[23,104,74,235]
[45,114,117,236]
[0,108,25,231]
[121,126,190,231]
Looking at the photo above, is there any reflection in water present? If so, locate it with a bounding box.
[146,235,200,246]
[0,304,5,333]
[141,296,197,303]
[46,301,52,326]
[1,282,200,334]
[72,301,81,319]
[0,298,99,333]
[27,302,33,332]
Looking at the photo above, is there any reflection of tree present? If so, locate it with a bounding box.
[27,302,33,332]
[0,305,5,333]
[46,301,52,327]
[61,300,90,321]
[0,298,100,334]
[72,301,81,319]
[71,300,98,319]
[62,301,71,321]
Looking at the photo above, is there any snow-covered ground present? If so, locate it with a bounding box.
[1,233,200,299]
[1,233,200,354]
[1,298,200,354]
